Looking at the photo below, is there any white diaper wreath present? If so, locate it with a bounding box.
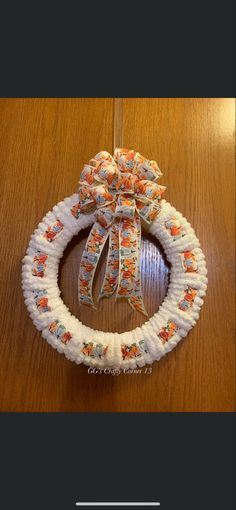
[22,149,207,368]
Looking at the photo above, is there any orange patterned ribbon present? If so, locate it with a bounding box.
[78,149,166,316]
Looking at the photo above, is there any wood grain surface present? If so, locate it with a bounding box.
[0,98,235,412]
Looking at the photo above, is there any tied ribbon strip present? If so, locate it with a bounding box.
[78,148,166,316]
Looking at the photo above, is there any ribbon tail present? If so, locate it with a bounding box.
[78,221,110,308]
[99,220,120,299]
[116,216,137,302]
[128,214,148,317]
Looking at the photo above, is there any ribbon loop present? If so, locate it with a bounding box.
[90,184,114,208]
[78,185,95,211]
[94,160,118,186]
[94,203,116,229]
[78,148,166,316]
[115,195,136,220]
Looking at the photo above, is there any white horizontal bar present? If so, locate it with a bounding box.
[76,503,160,507]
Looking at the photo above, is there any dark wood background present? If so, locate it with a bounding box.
[0,98,235,411]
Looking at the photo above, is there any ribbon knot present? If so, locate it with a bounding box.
[78,148,166,316]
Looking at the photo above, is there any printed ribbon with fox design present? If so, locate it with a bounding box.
[78,148,166,316]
